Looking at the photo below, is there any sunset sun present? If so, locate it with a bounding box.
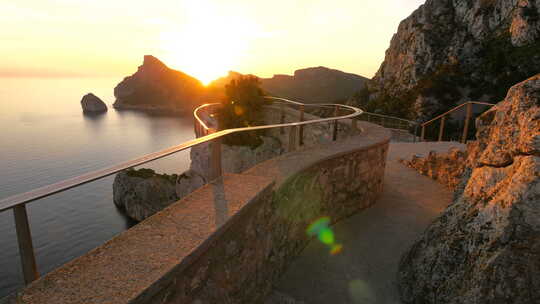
[158,1,257,85]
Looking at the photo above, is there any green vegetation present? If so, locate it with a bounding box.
[217,75,270,147]
[125,168,178,183]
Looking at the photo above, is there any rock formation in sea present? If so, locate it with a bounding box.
[113,55,206,113]
[398,74,540,303]
[210,68,368,104]
[81,93,107,113]
[113,168,178,221]
[359,0,540,119]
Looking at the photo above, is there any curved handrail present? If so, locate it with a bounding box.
[421,101,494,127]
[420,101,495,143]
[194,96,360,134]
[1,99,361,213]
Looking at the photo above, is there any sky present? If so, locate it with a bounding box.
[0,0,425,84]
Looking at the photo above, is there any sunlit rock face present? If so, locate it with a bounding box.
[398,74,540,303]
[368,0,540,119]
[113,55,206,112]
[81,93,107,113]
[401,147,467,190]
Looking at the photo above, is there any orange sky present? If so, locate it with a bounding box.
[0,0,425,83]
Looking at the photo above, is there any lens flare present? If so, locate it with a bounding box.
[307,217,342,255]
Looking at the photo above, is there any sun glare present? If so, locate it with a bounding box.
[159,1,258,85]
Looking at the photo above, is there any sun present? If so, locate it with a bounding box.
[158,1,257,85]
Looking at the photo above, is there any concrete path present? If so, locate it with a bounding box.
[267,142,465,304]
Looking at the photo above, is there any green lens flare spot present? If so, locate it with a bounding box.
[318,228,334,245]
[307,217,331,236]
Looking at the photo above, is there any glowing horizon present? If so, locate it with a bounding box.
[0,0,425,83]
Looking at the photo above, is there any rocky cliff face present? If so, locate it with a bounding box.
[363,0,540,119]
[261,67,368,103]
[113,55,206,112]
[398,74,540,303]
[210,67,368,104]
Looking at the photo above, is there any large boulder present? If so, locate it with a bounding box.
[113,55,206,113]
[113,169,178,221]
[81,93,107,113]
[398,74,540,303]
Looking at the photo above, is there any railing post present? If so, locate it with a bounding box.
[421,125,426,142]
[462,102,472,144]
[13,205,39,285]
[288,125,298,152]
[280,103,285,135]
[351,118,358,133]
[208,129,222,181]
[438,116,446,142]
[333,105,339,141]
[299,104,305,146]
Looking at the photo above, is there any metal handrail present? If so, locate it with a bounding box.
[1,96,363,286]
[420,101,495,143]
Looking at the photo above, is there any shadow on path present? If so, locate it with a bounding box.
[268,142,464,304]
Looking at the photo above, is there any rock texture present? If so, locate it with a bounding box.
[113,169,178,221]
[398,74,540,303]
[190,136,284,181]
[81,93,107,113]
[401,147,467,189]
[361,0,540,119]
[113,55,205,112]
[210,68,368,104]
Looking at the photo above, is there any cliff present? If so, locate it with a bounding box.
[398,74,540,303]
[209,67,368,104]
[113,55,206,112]
[261,67,368,103]
[361,0,540,119]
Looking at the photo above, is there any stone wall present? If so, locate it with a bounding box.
[8,121,390,304]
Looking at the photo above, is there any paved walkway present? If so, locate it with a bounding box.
[267,142,465,304]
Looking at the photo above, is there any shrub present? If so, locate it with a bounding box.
[217,75,270,147]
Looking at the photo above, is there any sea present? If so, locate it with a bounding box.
[0,77,195,298]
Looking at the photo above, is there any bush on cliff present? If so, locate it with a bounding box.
[217,75,270,147]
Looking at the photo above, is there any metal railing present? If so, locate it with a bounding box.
[0,97,363,286]
[357,112,419,142]
[420,101,495,143]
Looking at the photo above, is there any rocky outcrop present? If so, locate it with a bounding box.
[210,68,368,104]
[398,74,540,303]
[361,0,540,119]
[401,147,467,189]
[113,55,205,113]
[113,169,178,221]
[81,93,107,113]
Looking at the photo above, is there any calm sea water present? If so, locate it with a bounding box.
[0,77,195,298]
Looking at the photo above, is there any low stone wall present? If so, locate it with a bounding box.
[8,122,390,304]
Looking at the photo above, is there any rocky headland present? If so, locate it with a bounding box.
[398,74,540,303]
[81,93,107,113]
[113,55,206,113]
[357,0,540,119]
[210,68,368,104]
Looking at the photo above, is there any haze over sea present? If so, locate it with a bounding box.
[0,77,195,298]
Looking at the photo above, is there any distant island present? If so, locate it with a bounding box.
[112,55,369,113]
